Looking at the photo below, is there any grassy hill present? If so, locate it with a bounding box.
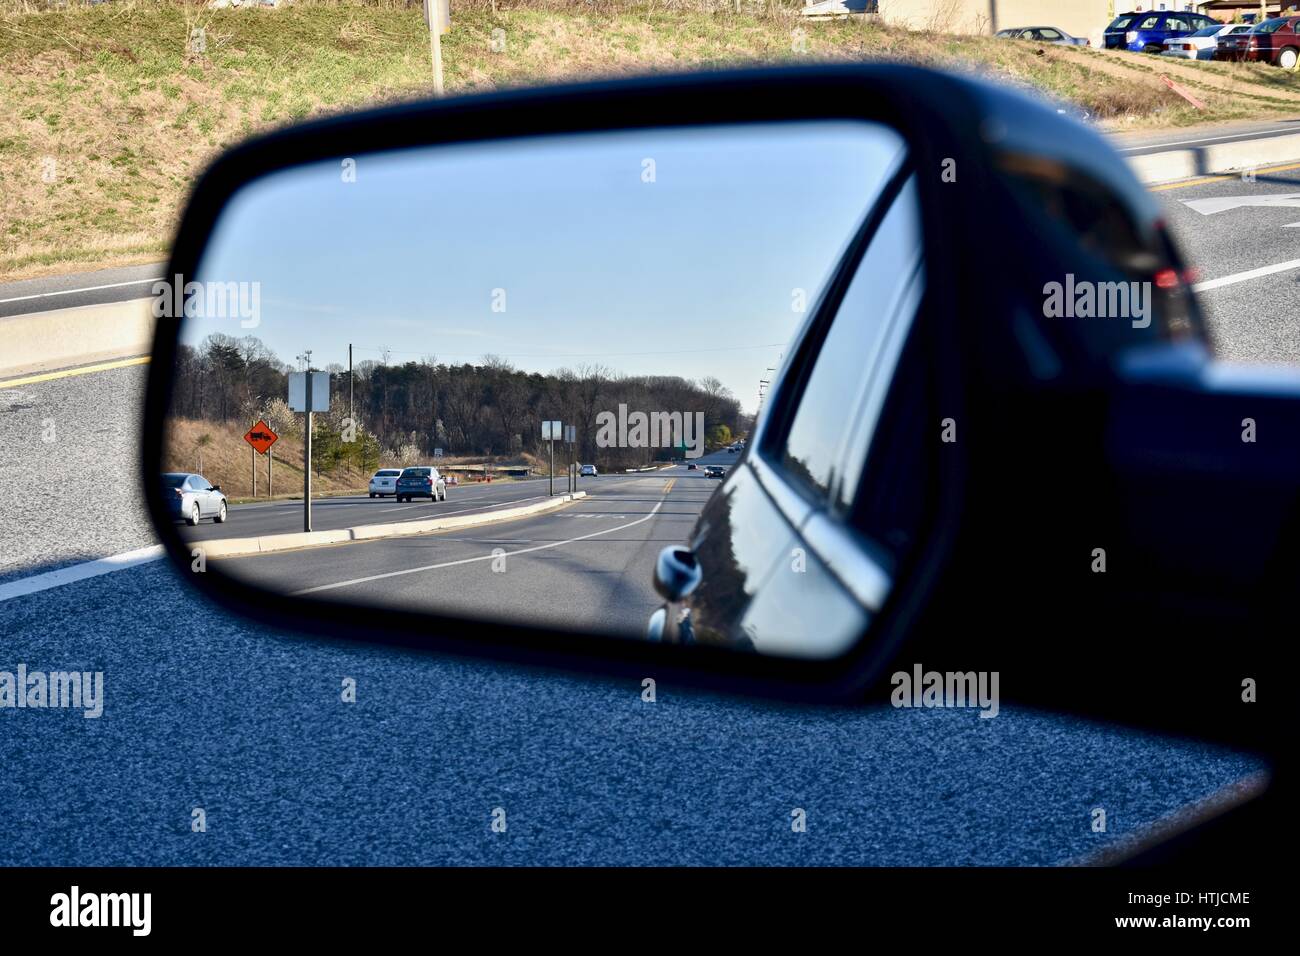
[3,0,1299,282]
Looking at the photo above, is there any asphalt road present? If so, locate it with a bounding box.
[1110,117,1300,157]
[1157,165,1300,364]
[1,162,1292,865]
[0,262,164,319]
[216,468,720,635]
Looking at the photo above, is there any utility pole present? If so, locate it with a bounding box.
[251,416,257,498]
[348,343,353,425]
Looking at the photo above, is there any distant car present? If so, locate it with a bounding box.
[727,445,738,453]
[395,466,447,502]
[686,462,699,470]
[1163,23,1252,60]
[579,464,598,477]
[703,465,726,479]
[1106,10,1219,52]
[368,468,402,498]
[995,26,1088,47]
[445,474,459,486]
[1226,16,1300,68]
[163,472,227,525]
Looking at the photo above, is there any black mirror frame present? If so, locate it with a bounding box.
[142,64,987,703]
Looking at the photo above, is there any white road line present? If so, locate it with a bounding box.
[0,545,164,603]
[1116,127,1300,152]
[1194,257,1300,292]
[293,502,664,596]
[0,276,163,305]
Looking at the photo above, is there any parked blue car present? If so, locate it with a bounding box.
[1104,10,1221,52]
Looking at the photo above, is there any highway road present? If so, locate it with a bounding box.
[1,164,1292,865]
[216,468,721,635]
[178,470,669,542]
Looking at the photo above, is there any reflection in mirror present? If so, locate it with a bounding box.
[163,121,923,658]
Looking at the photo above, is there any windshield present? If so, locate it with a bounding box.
[1255,18,1287,33]
[376,470,401,477]
[401,468,431,478]
[162,474,188,488]
[1191,26,1220,37]
[1107,16,1134,29]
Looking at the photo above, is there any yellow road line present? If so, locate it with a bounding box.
[1149,161,1300,192]
[663,478,675,494]
[0,355,150,390]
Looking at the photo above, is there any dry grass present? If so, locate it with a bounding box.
[3,0,1298,282]
[165,416,374,498]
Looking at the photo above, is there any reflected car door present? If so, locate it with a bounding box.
[684,176,927,659]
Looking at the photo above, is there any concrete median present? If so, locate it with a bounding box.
[1128,132,1300,185]
[0,297,155,379]
[199,492,588,559]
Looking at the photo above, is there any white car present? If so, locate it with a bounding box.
[580,464,598,477]
[368,468,402,497]
[1163,23,1251,59]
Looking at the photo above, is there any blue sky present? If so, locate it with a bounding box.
[188,121,906,411]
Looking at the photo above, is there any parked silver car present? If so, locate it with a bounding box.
[163,472,228,525]
[368,468,402,498]
[995,25,1089,46]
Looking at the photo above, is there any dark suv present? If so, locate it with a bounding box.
[1105,10,1219,52]
[395,465,447,502]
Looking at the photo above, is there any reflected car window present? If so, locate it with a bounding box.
[779,178,923,506]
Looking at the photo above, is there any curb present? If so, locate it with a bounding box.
[0,297,155,380]
[1127,131,1300,185]
[199,491,588,558]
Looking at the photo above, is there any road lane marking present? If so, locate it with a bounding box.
[0,355,150,390]
[1193,257,1300,292]
[292,502,664,596]
[1119,128,1300,152]
[0,276,163,305]
[1149,161,1300,191]
[0,545,164,603]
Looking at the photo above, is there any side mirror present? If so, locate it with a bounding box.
[653,546,702,603]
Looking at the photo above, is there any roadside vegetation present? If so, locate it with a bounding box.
[2,0,1299,281]
[165,331,747,494]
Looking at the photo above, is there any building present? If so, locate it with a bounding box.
[1197,2,1297,20]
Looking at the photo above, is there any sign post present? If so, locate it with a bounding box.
[243,420,280,501]
[542,420,561,496]
[424,0,451,95]
[565,424,576,492]
[289,365,329,532]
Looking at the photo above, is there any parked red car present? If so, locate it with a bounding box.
[1217,16,1300,67]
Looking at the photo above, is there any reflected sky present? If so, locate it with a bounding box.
[190,121,907,409]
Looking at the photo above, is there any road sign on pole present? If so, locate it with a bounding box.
[292,359,327,531]
[288,371,329,412]
[243,420,279,455]
[542,420,561,495]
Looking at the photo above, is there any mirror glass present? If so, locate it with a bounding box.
[162,120,922,657]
